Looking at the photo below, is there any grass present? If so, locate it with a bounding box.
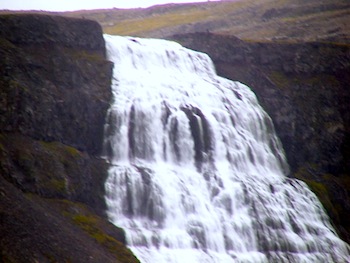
[281,8,350,23]
[5,0,349,42]
[104,8,212,35]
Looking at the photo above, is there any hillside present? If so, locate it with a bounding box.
[62,0,350,43]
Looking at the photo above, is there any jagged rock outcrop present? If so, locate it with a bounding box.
[0,14,139,263]
[169,32,350,243]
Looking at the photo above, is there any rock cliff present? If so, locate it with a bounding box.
[1,11,349,261]
[0,14,139,263]
[169,32,350,243]
[0,14,111,154]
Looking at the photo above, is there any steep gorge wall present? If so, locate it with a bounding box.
[0,14,111,154]
[0,13,112,217]
[0,14,139,263]
[170,32,350,243]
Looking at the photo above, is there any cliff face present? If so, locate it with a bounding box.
[0,14,111,154]
[169,32,350,243]
[0,14,139,263]
[1,11,349,261]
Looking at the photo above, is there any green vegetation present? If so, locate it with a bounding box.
[3,0,349,42]
[57,200,139,263]
[293,166,345,230]
[281,8,349,23]
[0,134,130,261]
[104,8,212,36]
[61,0,350,43]
[40,141,81,158]
[70,49,105,62]
[267,71,291,88]
[72,215,138,262]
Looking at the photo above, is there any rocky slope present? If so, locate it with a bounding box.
[62,0,350,43]
[0,14,139,263]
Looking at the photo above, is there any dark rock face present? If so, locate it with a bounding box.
[0,14,106,52]
[0,175,128,263]
[169,32,350,243]
[1,12,349,260]
[0,133,108,216]
[0,14,139,263]
[0,14,112,155]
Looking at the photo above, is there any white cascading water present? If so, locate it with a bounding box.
[102,34,350,263]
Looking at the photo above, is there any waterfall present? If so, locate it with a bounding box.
[102,34,350,263]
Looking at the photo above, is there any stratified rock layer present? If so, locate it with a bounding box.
[0,14,112,155]
[0,14,139,263]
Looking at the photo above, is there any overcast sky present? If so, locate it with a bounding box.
[0,0,216,11]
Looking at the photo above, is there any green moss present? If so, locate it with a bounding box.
[46,199,139,263]
[298,171,350,243]
[70,214,139,263]
[49,178,66,192]
[40,141,82,158]
[73,214,97,226]
[8,79,28,92]
[65,145,80,157]
[268,71,291,88]
[294,166,340,222]
[70,49,104,62]
[295,170,329,199]
[304,179,328,197]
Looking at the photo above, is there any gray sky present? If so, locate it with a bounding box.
[0,0,216,11]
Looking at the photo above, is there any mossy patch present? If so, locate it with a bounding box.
[40,141,81,158]
[51,199,140,263]
[0,133,85,197]
[267,71,292,88]
[294,166,338,219]
[72,215,138,263]
[68,48,105,63]
[293,165,350,242]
